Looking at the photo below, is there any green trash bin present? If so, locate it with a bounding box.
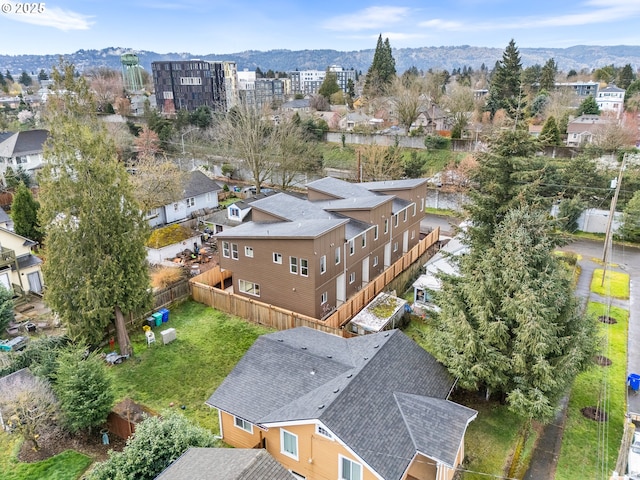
[152,312,163,327]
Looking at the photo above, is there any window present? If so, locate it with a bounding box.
[231,243,239,260]
[384,219,389,234]
[394,215,399,227]
[301,258,309,276]
[411,230,415,240]
[281,429,298,460]
[234,416,253,433]
[321,292,328,304]
[412,204,417,216]
[335,247,341,265]
[229,206,241,219]
[374,225,378,240]
[244,246,253,258]
[340,456,362,480]
[316,424,333,439]
[349,239,355,255]
[361,233,366,248]
[349,272,355,284]
[238,279,260,297]
[186,197,195,207]
[222,241,230,258]
[420,198,424,211]
[403,209,407,222]
[319,256,325,275]
[290,256,298,274]
[393,242,398,252]
[373,256,378,267]
[273,252,282,264]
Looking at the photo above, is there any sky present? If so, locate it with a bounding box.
[1,0,640,56]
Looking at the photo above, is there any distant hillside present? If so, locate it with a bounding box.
[3,45,640,76]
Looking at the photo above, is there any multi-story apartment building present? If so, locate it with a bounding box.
[239,78,285,110]
[215,177,427,320]
[554,81,599,98]
[151,60,238,113]
[289,66,356,95]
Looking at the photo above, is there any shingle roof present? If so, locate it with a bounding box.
[183,171,222,198]
[207,328,472,480]
[155,448,293,480]
[0,129,48,158]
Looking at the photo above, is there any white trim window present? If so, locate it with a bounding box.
[290,256,298,274]
[411,230,415,240]
[384,219,389,234]
[374,225,378,240]
[349,272,355,284]
[301,258,309,276]
[229,206,241,219]
[186,197,195,207]
[413,203,417,216]
[361,233,366,248]
[234,416,253,433]
[320,292,328,305]
[222,241,230,258]
[238,279,260,297]
[340,456,362,480]
[281,429,298,460]
[244,246,254,258]
[349,239,355,256]
[231,243,239,260]
[373,256,378,267]
[394,215,399,227]
[273,252,283,264]
[319,256,326,274]
[335,247,341,265]
[393,242,398,252]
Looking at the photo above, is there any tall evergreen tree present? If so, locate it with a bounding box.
[5,70,13,82]
[11,181,42,243]
[539,115,561,146]
[363,34,397,96]
[539,58,558,92]
[617,64,635,89]
[19,71,32,86]
[486,39,523,118]
[39,60,151,354]
[432,205,598,422]
[318,72,340,99]
[576,95,600,116]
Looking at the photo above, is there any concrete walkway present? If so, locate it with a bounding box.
[524,239,639,479]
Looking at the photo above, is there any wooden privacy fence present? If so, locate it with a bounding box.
[189,227,440,334]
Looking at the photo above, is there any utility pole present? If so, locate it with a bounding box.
[601,153,626,286]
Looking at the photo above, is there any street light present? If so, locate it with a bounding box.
[181,127,198,156]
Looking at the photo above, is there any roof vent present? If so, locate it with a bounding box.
[347,373,353,378]
[326,355,332,358]
[277,339,283,342]
[310,368,316,375]
[374,344,379,348]
[384,333,390,337]
[363,356,368,360]
[302,346,307,350]
[318,404,325,409]
[333,388,340,393]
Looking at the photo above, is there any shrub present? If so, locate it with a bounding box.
[424,134,450,150]
[151,267,186,289]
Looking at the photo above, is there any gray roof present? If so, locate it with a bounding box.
[0,129,48,158]
[359,178,429,191]
[282,99,310,109]
[0,208,11,224]
[215,218,348,239]
[599,83,625,93]
[306,177,378,199]
[184,171,222,198]
[251,193,335,221]
[15,253,42,271]
[207,328,473,480]
[155,448,293,480]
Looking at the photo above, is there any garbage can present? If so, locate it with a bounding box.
[159,308,169,323]
[628,373,640,391]
[152,312,163,327]
[146,316,155,328]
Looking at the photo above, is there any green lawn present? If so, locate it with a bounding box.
[108,300,273,433]
[0,434,91,480]
[555,303,629,480]
[403,317,530,479]
[591,269,630,299]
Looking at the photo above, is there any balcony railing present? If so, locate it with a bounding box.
[0,246,16,269]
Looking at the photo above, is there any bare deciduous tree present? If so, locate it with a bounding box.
[129,155,187,212]
[0,373,58,451]
[592,113,638,151]
[391,76,426,131]
[357,143,403,181]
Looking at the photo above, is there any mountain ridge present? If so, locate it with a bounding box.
[2,45,640,76]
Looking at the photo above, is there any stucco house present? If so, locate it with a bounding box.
[147,170,222,227]
[0,129,48,178]
[0,226,43,294]
[215,177,427,320]
[155,447,293,480]
[206,327,477,480]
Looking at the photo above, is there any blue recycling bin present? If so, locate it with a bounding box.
[628,373,640,391]
[159,308,169,323]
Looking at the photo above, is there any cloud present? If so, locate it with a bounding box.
[323,6,410,31]
[419,0,640,33]
[3,2,93,30]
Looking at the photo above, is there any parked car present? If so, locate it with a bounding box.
[0,336,29,352]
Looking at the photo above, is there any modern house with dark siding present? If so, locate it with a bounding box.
[215,177,427,320]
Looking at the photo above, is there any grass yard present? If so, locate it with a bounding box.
[0,434,91,480]
[108,300,273,433]
[555,303,629,480]
[403,317,530,479]
[591,269,630,299]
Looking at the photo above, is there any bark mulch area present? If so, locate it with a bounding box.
[17,427,126,463]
